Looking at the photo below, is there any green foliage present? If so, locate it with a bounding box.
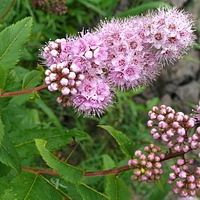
[77,183,109,200]
[78,0,107,16]
[0,172,70,200]
[0,116,4,143]
[194,43,200,50]
[0,1,192,199]
[147,167,171,200]
[99,125,133,158]
[14,127,90,165]
[22,70,43,89]
[0,68,9,91]
[0,117,20,172]
[0,17,33,68]
[103,155,131,200]
[0,0,15,20]
[35,139,84,184]
[116,2,171,17]
[34,98,63,130]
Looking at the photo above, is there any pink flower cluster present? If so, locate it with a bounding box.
[128,104,200,196]
[41,8,195,116]
[128,144,164,182]
[147,105,197,152]
[169,158,200,197]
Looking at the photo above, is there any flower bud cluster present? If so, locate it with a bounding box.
[41,8,195,116]
[44,61,85,106]
[128,103,200,196]
[147,105,196,152]
[128,144,165,182]
[45,62,84,94]
[168,158,200,197]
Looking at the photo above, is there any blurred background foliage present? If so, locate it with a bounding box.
[0,0,199,199]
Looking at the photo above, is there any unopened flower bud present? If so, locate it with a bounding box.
[62,68,70,75]
[45,69,51,76]
[187,118,195,128]
[50,64,57,71]
[50,82,58,91]
[68,72,76,79]
[70,88,78,95]
[49,73,57,81]
[60,78,69,86]
[61,87,70,95]
[45,77,51,84]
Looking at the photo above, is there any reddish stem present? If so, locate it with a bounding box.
[22,166,59,176]
[84,165,131,176]
[0,84,48,97]
[22,150,188,177]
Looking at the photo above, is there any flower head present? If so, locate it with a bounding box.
[148,8,195,61]
[72,76,113,116]
[41,7,195,116]
[97,17,163,89]
[147,105,197,152]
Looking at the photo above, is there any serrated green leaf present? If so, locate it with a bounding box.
[35,139,84,184]
[0,172,70,200]
[99,125,133,158]
[22,70,42,89]
[77,183,109,200]
[116,2,171,18]
[14,127,90,165]
[14,128,90,152]
[0,17,33,68]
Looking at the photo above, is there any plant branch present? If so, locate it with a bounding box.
[0,84,48,97]
[84,165,131,176]
[22,150,188,177]
[22,166,59,176]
